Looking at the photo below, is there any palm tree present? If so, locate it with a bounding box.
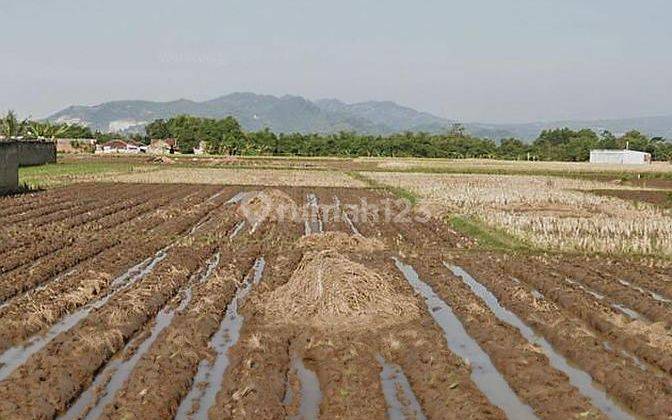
[0,110,28,140]
[28,121,69,140]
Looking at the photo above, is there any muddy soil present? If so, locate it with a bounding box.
[621,177,672,190]
[589,188,672,208]
[450,251,672,418]
[0,183,150,230]
[0,187,230,353]
[1,183,670,419]
[401,254,599,419]
[499,254,672,376]
[550,257,672,327]
[208,221,305,419]
[0,185,196,280]
[211,201,505,419]
[97,250,256,419]
[0,208,237,418]
[574,256,672,303]
[100,219,296,419]
[0,184,192,258]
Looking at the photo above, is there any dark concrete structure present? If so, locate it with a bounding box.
[0,140,57,194]
[0,142,19,194]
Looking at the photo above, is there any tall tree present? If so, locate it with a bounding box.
[0,110,28,139]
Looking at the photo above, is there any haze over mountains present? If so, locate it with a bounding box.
[47,92,672,141]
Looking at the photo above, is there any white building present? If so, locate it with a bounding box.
[97,140,146,154]
[589,150,651,165]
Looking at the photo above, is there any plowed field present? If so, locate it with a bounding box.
[1,183,670,419]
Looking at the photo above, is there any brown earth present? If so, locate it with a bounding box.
[589,188,672,208]
[0,184,670,419]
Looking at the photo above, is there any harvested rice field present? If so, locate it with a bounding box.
[366,172,672,256]
[2,163,672,419]
[106,167,366,188]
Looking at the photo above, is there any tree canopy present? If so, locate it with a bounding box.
[6,110,669,161]
[142,115,672,161]
[0,110,93,140]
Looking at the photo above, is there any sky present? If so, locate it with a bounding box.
[1,0,671,123]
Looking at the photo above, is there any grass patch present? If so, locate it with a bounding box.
[448,215,672,261]
[347,171,419,205]
[449,215,530,252]
[19,161,157,188]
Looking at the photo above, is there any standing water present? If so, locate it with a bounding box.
[617,278,672,304]
[176,257,266,420]
[564,278,644,321]
[375,355,426,420]
[0,247,169,382]
[448,264,633,420]
[305,194,322,235]
[229,221,246,239]
[0,198,220,381]
[206,188,230,203]
[60,253,221,420]
[225,191,256,205]
[333,195,361,236]
[393,258,538,420]
[288,355,322,420]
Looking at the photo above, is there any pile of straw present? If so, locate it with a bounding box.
[263,250,419,330]
[297,232,385,253]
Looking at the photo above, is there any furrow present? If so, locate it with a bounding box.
[60,252,221,420]
[394,258,538,420]
[0,188,226,353]
[505,255,672,376]
[96,241,258,419]
[0,184,182,262]
[304,193,323,235]
[452,253,672,418]
[2,183,143,228]
[176,257,266,419]
[376,354,426,420]
[207,220,305,418]
[0,243,170,382]
[0,212,232,418]
[448,263,633,419]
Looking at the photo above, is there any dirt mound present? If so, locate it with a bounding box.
[238,189,299,230]
[263,250,420,330]
[148,156,174,164]
[297,232,385,253]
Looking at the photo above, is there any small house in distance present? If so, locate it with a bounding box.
[193,141,207,155]
[97,140,146,154]
[589,150,652,165]
[148,138,177,155]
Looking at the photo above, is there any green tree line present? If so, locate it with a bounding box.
[146,115,672,161]
[3,110,671,161]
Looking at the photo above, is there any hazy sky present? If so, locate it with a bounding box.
[2,0,671,123]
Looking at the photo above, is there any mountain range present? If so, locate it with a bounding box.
[47,92,672,141]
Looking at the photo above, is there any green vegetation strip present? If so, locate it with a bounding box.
[347,171,419,205]
[19,161,159,188]
[448,216,530,252]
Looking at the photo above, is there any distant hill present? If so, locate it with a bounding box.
[314,99,456,133]
[48,93,432,136]
[47,92,672,140]
[47,92,498,137]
